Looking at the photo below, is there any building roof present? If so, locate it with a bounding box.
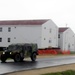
[59,27,68,32]
[0,19,49,25]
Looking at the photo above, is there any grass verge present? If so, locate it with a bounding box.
[41,70,75,75]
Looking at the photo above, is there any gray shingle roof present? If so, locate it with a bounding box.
[0,19,49,25]
[59,27,68,32]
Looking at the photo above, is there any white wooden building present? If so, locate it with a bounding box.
[0,19,58,49]
[58,27,75,51]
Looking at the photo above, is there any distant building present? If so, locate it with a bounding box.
[0,19,58,48]
[58,27,75,51]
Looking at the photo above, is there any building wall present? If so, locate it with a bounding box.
[41,20,58,48]
[59,28,75,51]
[0,25,42,48]
[0,26,15,47]
[15,25,42,48]
[63,28,75,51]
[58,32,63,50]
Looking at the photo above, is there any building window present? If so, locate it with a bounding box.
[50,28,52,33]
[14,37,16,39]
[8,27,11,32]
[8,38,10,42]
[58,34,60,38]
[0,27,2,32]
[58,46,60,48]
[0,38,2,42]
[49,40,51,43]
[14,27,16,28]
[44,38,46,40]
[73,35,74,37]
[44,27,46,29]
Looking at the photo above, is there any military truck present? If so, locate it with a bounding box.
[0,43,38,62]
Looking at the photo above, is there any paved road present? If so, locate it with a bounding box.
[0,56,75,75]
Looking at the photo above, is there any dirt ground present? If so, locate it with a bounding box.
[7,55,75,75]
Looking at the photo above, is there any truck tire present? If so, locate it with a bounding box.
[1,54,7,63]
[31,53,36,61]
[14,53,21,62]
[20,58,24,62]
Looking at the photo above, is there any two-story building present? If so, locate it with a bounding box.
[0,19,58,49]
[58,27,75,51]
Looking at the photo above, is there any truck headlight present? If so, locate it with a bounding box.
[10,52,12,54]
[3,52,5,54]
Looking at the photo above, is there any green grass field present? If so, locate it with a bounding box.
[42,70,75,75]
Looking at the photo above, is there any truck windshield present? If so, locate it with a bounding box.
[8,45,21,51]
[0,47,7,51]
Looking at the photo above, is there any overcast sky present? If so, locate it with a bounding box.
[0,0,75,32]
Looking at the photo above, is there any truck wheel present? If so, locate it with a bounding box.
[20,58,24,62]
[1,55,7,63]
[31,53,36,61]
[14,54,21,62]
